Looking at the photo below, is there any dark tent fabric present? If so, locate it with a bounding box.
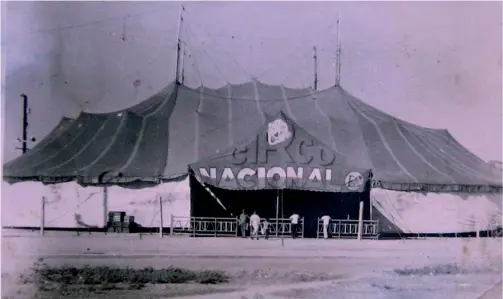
[189,111,372,192]
[3,80,501,192]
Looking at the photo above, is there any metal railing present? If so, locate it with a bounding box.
[170,216,305,238]
[269,217,305,239]
[316,219,379,239]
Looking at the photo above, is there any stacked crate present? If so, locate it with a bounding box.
[107,211,127,233]
[122,216,135,233]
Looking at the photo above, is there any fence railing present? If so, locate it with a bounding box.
[170,216,305,238]
[316,219,379,239]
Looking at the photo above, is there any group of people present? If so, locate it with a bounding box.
[238,210,301,240]
[237,210,335,240]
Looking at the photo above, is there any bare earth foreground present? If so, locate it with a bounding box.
[2,229,502,299]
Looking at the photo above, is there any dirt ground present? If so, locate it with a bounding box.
[1,230,502,299]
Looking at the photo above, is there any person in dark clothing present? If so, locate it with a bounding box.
[262,218,271,240]
[238,210,249,238]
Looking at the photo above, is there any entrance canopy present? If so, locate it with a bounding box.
[189,112,372,193]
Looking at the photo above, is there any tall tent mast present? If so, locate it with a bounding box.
[313,46,318,91]
[174,5,185,84]
[20,94,28,154]
[335,14,342,87]
[181,43,186,85]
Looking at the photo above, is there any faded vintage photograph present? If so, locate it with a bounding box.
[1,1,502,298]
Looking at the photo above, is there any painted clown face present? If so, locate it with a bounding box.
[267,119,292,146]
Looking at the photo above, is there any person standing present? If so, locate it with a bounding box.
[250,211,261,240]
[321,214,331,239]
[262,218,271,240]
[289,212,300,239]
[238,210,249,238]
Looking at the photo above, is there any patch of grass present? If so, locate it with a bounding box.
[394,264,464,276]
[21,258,230,296]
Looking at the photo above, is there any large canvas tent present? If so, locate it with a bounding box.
[3,80,502,234]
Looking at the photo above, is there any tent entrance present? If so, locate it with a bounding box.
[189,174,371,238]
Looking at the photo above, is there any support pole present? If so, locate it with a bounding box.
[174,5,185,84]
[313,46,318,91]
[170,213,174,236]
[276,190,279,238]
[40,196,45,236]
[370,195,373,221]
[159,195,164,238]
[281,189,284,247]
[335,14,342,87]
[357,199,364,240]
[181,43,186,85]
[103,186,108,228]
[20,94,28,154]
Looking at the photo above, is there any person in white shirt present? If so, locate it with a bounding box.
[289,212,300,239]
[250,211,261,240]
[321,215,331,239]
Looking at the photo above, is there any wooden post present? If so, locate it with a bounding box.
[40,196,45,236]
[159,195,163,238]
[317,217,320,239]
[170,213,174,236]
[214,218,217,238]
[357,200,364,240]
[103,186,108,228]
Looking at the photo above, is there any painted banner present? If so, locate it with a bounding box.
[190,114,371,192]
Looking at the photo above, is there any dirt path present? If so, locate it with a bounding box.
[477,281,503,299]
[2,233,501,298]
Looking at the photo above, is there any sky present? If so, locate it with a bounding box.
[1,1,502,163]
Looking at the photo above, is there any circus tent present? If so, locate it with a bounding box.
[3,81,502,234]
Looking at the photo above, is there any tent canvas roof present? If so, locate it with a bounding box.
[3,80,501,193]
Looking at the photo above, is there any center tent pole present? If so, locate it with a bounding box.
[276,189,279,238]
[281,189,284,247]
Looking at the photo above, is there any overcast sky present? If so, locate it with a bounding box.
[1,1,502,163]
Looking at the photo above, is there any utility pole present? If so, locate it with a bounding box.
[174,5,185,84]
[335,14,342,87]
[21,94,28,154]
[313,46,318,91]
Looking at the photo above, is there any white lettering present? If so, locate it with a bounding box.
[221,168,235,181]
[308,168,322,182]
[325,169,332,181]
[199,167,216,179]
[266,167,287,188]
[286,167,303,179]
[237,168,256,188]
[257,167,266,188]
